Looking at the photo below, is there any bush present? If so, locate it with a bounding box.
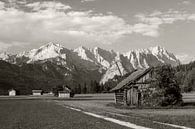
[183,68,195,92]
[143,65,182,107]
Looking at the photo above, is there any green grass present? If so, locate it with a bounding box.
[55,93,195,129]
[105,103,195,128]
[0,99,129,129]
[124,109,195,128]
[1,94,195,129]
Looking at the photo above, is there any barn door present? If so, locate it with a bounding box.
[127,87,138,106]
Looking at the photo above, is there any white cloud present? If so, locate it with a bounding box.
[0,41,26,52]
[132,23,159,37]
[81,0,96,3]
[181,0,191,5]
[1,0,195,47]
[26,1,71,11]
[176,53,195,64]
[0,42,13,52]
[0,1,133,45]
[0,1,5,9]
[133,10,195,37]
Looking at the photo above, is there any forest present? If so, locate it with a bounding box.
[0,60,195,95]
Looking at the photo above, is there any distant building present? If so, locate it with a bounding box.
[32,90,43,96]
[58,87,71,98]
[110,67,155,107]
[8,89,16,96]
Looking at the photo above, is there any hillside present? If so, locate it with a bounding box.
[0,60,101,95]
[0,43,181,94]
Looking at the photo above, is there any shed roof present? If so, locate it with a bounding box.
[32,90,42,93]
[110,67,153,91]
[59,87,71,93]
[8,89,16,92]
[58,91,70,93]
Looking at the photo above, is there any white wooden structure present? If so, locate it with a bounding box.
[9,89,16,96]
[58,87,71,98]
[58,91,70,98]
[32,90,42,96]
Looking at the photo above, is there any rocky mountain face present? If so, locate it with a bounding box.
[0,42,180,84]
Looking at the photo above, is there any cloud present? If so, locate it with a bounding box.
[132,23,159,37]
[1,0,195,48]
[133,10,195,37]
[0,1,5,9]
[176,53,195,64]
[81,0,96,3]
[0,41,26,52]
[0,1,133,45]
[181,0,191,5]
[26,1,71,11]
[0,42,13,52]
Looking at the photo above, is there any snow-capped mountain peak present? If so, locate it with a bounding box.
[0,43,180,84]
[73,46,94,62]
[17,42,68,63]
[43,42,62,49]
[149,46,165,55]
[100,46,180,84]
[0,52,10,60]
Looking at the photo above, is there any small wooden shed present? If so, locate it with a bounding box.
[8,89,16,96]
[32,90,43,96]
[110,67,154,106]
[58,87,71,98]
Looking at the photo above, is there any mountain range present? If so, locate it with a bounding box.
[0,42,180,85]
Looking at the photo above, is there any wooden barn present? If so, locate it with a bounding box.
[58,87,71,98]
[110,67,154,107]
[8,89,16,96]
[32,90,43,96]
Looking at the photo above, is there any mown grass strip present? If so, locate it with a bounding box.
[65,106,152,129]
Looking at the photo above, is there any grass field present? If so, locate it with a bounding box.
[0,94,195,129]
[0,99,130,129]
[56,93,195,129]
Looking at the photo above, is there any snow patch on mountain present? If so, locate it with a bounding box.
[0,52,10,60]
[100,46,180,84]
[0,43,180,84]
[17,42,68,63]
[73,46,94,62]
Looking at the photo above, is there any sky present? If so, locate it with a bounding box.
[0,0,195,63]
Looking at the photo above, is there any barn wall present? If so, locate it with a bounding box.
[59,93,70,98]
[115,90,125,105]
[9,91,16,96]
[33,93,41,96]
[114,69,155,106]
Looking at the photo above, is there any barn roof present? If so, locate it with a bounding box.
[32,90,42,93]
[59,87,71,93]
[8,89,16,92]
[110,67,153,91]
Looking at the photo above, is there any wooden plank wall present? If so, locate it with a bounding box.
[182,92,195,103]
[115,91,125,104]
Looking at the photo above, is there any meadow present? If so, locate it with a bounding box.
[0,98,129,129]
[56,93,195,129]
[0,94,195,129]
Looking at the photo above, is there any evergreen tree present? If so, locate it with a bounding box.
[82,85,87,94]
[76,84,82,94]
[183,68,195,92]
[149,65,182,106]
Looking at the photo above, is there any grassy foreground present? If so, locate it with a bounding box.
[0,99,129,129]
[56,93,195,129]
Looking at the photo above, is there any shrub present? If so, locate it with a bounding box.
[143,65,182,107]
